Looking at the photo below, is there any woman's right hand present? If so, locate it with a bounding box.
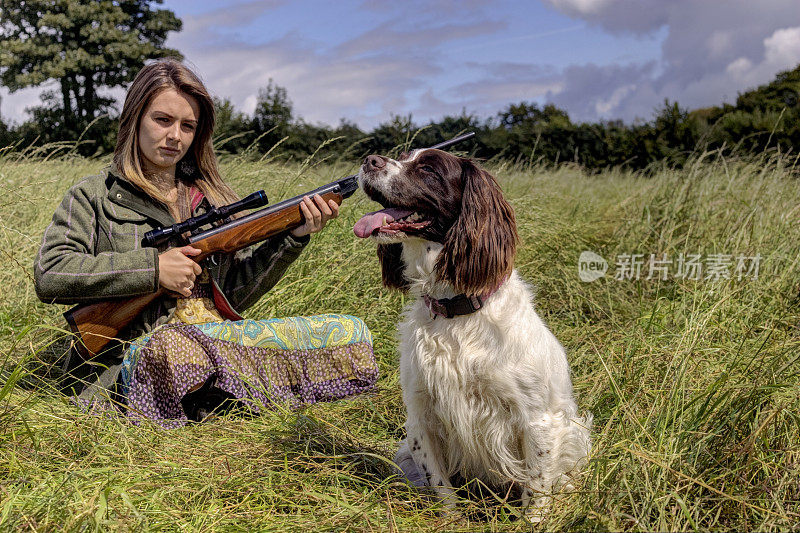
[158,245,202,297]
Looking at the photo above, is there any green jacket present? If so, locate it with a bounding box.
[35,166,309,350]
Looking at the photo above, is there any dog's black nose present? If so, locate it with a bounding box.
[364,155,386,170]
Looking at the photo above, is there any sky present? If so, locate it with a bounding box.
[2,0,800,129]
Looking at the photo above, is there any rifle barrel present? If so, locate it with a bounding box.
[429,131,475,150]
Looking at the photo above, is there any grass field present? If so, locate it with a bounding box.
[1,147,799,531]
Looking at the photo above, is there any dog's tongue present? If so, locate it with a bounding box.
[353,208,413,238]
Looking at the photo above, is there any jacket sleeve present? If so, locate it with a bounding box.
[34,182,160,304]
[217,232,309,312]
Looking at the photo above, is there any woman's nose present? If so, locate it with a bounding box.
[166,123,181,141]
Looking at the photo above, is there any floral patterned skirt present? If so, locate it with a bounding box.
[120,314,376,428]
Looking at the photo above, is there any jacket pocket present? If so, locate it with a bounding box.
[100,197,152,252]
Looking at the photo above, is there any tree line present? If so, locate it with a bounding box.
[1,1,799,170]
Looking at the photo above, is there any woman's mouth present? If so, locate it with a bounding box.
[160,147,180,156]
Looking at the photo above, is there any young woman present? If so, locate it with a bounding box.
[34,59,376,426]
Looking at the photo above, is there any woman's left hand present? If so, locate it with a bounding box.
[290,194,340,238]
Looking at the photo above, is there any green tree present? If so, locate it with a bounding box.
[0,0,181,140]
[736,64,800,113]
[368,114,415,155]
[412,111,482,154]
[252,79,293,153]
[650,100,699,164]
[0,94,10,147]
[213,96,254,155]
[498,102,570,130]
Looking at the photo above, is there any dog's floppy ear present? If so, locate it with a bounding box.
[435,160,518,296]
[377,243,409,292]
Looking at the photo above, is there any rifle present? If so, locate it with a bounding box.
[64,132,476,358]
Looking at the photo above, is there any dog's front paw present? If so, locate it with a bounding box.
[393,440,429,488]
[521,490,551,524]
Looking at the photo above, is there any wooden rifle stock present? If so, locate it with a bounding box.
[65,182,352,359]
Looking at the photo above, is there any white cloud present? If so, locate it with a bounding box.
[764,26,800,69]
[4,0,800,130]
[720,26,800,89]
[334,20,505,59]
[410,61,565,123]
[544,0,669,35]
[165,6,514,128]
[547,61,655,121]
[726,57,753,81]
[595,83,635,116]
[546,0,615,16]
[0,86,48,125]
[187,0,285,30]
[542,0,800,121]
[707,31,733,58]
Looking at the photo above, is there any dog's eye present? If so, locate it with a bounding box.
[420,165,435,174]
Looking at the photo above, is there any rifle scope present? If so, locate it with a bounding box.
[143,190,268,247]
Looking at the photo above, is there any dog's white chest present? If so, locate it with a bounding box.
[397,308,529,476]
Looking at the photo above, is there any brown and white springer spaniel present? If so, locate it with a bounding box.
[354,148,592,517]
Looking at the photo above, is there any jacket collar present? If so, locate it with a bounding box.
[105,166,175,228]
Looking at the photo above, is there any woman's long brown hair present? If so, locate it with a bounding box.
[113,58,239,221]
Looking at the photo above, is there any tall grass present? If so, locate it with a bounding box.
[0,145,798,530]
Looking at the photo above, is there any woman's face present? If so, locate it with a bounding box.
[138,88,200,175]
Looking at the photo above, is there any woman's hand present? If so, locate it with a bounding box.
[158,245,202,296]
[290,194,339,238]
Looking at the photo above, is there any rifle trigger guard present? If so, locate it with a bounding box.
[208,253,219,266]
